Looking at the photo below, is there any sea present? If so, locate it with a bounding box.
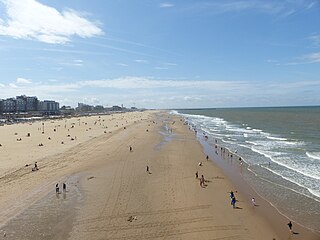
[173,106,320,232]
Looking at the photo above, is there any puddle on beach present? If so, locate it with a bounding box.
[0,174,83,240]
[154,122,175,151]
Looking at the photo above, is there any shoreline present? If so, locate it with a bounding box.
[181,114,320,239]
[0,111,318,239]
[197,133,320,239]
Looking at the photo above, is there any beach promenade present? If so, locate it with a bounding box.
[0,111,318,239]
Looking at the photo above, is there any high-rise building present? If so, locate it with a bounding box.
[2,98,16,113]
[0,96,59,115]
[38,100,60,114]
[16,95,38,112]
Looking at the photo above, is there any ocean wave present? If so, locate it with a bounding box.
[252,128,263,132]
[260,165,320,200]
[306,152,320,161]
[245,140,259,146]
[267,136,287,141]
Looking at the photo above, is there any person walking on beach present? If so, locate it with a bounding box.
[206,155,209,161]
[231,196,237,208]
[287,221,293,233]
[55,183,59,193]
[228,191,235,199]
[200,175,205,187]
[63,183,66,192]
[146,165,149,173]
[129,146,133,152]
[251,197,256,206]
[195,171,198,179]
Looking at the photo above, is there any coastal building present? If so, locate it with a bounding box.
[16,95,38,112]
[15,97,26,112]
[77,103,94,112]
[2,98,16,113]
[38,100,60,114]
[0,95,60,115]
[112,105,123,111]
[60,105,75,115]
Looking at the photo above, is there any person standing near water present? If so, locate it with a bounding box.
[55,183,59,193]
[63,183,66,192]
[287,221,293,233]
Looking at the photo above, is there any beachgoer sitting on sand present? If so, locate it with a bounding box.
[61,141,64,144]
[127,216,137,222]
[32,162,39,171]
[198,162,202,166]
[48,137,51,140]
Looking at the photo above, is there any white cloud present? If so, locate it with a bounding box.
[16,77,32,84]
[309,34,320,47]
[303,52,320,63]
[183,0,317,17]
[79,76,246,90]
[59,59,84,67]
[117,63,128,67]
[0,0,103,44]
[134,59,148,63]
[160,3,175,8]
[281,52,320,65]
[154,67,169,70]
[8,83,17,88]
[1,76,319,108]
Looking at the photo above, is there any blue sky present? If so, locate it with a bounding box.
[0,0,319,109]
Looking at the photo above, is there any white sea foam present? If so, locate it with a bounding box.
[246,140,259,146]
[252,128,263,132]
[267,136,287,141]
[306,152,320,161]
[239,144,251,149]
[260,165,320,200]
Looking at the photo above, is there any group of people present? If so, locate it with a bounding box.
[55,183,67,194]
[195,171,206,188]
[31,162,39,171]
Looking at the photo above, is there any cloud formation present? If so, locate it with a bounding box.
[0,76,319,108]
[160,3,175,8]
[16,77,32,84]
[182,0,318,17]
[0,0,103,44]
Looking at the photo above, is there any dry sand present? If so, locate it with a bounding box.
[0,111,319,240]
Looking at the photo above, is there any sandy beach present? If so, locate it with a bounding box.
[0,111,319,240]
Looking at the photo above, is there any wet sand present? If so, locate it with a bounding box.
[0,111,319,239]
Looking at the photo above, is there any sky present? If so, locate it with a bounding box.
[0,0,319,109]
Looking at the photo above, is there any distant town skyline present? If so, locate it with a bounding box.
[0,0,319,109]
